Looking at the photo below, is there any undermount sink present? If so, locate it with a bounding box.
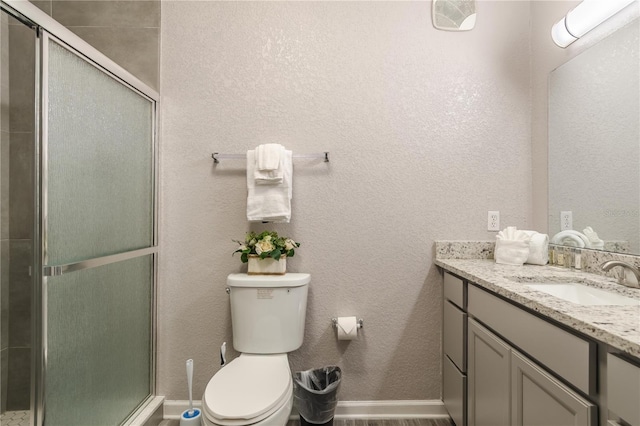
[525,283,640,306]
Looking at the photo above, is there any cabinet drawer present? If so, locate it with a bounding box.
[444,272,465,308]
[444,355,466,426]
[608,353,640,426]
[467,284,596,395]
[444,300,467,372]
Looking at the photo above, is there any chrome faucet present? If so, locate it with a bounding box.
[600,260,640,288]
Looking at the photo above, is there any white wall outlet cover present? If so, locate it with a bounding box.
[560,211,573,230]
[488,211,500,231]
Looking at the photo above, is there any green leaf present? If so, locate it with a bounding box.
[287,249,294,257]
[260,251,269,259]
[240,252,248,263]
[271,248,281,260]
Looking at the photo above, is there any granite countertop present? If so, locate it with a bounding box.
[435,258,640,358]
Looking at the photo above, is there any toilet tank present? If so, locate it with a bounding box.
[227,273,310,354]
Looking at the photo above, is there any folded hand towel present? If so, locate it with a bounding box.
[257,143,283,170]
[521,230,549,265]
[583,226,605,249]
[495,226,532,266]
[246,148,292,222]
[254,144,284,184]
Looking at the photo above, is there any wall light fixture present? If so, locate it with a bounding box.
[551,0,637,48]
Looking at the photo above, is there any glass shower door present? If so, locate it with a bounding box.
[41,34,157,426]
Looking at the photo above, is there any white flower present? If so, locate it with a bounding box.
[256,239,275,253]
[238,244,248,251]
[285,239,297,251]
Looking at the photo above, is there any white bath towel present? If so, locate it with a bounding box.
[495,226,532,266]
[254,144,284,184]
[522,230,549,265]
[246,149,292,223]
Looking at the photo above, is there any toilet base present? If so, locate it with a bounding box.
[299,415,334,426]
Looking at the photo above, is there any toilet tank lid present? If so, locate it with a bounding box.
[227,273,310,288]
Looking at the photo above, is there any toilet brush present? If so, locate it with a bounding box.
[180,359,202,426]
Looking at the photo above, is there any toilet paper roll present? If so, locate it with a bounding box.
[337,316,358,340]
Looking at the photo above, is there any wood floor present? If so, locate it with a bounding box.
[161,418,453,426]
[286,419,453,426]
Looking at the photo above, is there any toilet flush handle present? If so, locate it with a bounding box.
[225,287,230,294]
[220,342,227,366]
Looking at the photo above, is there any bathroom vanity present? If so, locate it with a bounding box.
[436,259,640,426]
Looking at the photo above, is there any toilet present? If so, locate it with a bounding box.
[202,273,310,426]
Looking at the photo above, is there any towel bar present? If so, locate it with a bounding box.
[212,152,329,164]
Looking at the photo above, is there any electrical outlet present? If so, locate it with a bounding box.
[488,211,500,231]
[560,211,573,230]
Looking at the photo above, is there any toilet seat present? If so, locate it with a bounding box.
[203,353,292,426]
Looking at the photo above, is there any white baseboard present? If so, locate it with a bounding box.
[164,400,203,419]
[163,399,448,420]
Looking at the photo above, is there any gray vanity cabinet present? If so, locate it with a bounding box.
[607,353,640,426]
[467,318,511,426]
[511,351,596,426]
[467,317,596,426]
[443,272,467,426]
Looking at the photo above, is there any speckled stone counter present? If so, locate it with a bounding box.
[434,258,640,359]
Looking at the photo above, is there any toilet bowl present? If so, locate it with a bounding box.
[201,354,293,426]
[203,273,310,426]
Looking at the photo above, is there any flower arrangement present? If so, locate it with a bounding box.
[233,231,300,263]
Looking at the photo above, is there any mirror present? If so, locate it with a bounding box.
[432,0,476,31]
[549,20,639,254]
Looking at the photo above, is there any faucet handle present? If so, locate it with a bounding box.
[600,260,640,288]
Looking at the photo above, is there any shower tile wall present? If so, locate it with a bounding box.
[0,11,9,414]
[0,13,36,412]
[33,0,160,89]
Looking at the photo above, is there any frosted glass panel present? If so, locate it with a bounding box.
[47,41,153,265]
[45,256,152,426]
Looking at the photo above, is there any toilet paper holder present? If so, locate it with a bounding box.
[331,318,364,329]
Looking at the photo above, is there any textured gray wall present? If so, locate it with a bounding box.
[158,1,532,401]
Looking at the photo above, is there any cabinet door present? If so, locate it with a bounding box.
[608,353,640,426]
[511,351,596,426]
[468,318,511,426]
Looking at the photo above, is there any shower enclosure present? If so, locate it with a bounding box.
[0,1,158,425]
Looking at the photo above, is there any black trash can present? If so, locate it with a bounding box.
[293,366,342,425]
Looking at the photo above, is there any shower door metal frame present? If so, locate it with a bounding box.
[0,2,160,426]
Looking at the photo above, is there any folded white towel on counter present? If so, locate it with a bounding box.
[254,144,285,184]
[521,230,549,265]
[495,226,532,266]
[246,148,292,223]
